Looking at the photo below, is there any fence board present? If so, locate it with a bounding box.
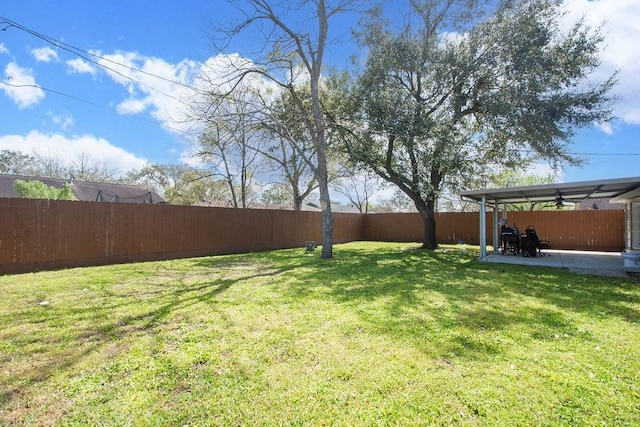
[0,198,625,275]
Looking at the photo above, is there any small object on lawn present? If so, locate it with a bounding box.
[305,241,317,252]
[39,300,50,306]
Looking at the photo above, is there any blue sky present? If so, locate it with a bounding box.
[1,0,639,186]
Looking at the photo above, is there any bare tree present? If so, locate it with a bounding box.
[126,163,229,206]
[251,88,320,210]
[260,135,317,210]
[31,152,120,182]
[68,153,120,182]
[197,89,263,208]
[0,150,37,175]
[205,0,362,258]
[331,172,380,213]
[32,152,68,179]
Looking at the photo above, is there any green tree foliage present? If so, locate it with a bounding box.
[207,0,362,258]
[126,164,228,206]
[197,88,263,209]
[14,180,77,200]
[490,169,559,211]
[337,0,616,249]
[261,182,294,205]
[0,150,37,175]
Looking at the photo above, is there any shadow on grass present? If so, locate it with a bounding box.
[262,244,639,359]
[2,243,638,419]
[0,266,279,418]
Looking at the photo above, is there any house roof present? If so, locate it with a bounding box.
[0,174,165,204]
[459,176,640,206]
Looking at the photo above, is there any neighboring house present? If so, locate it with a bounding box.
[576,197,625,211]
[0,174,165,204]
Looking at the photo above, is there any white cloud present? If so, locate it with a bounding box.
[88,50,275,140]
[46,111,75,131]
[561,0,640,127]
[1,62,45,108]
[116,97,149,115]
[0,43,9,54]
[66,58,97,75]
[92,50,141,86]
[595,122,614,135]
[31,47,58,62]
[523,163,563,181]
[0,131,149,174]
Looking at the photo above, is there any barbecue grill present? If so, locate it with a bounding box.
[500,226,520,255]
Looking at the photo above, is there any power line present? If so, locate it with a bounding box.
[573,152,640,156]
[0,15,215,130]
[0,80,203,137]
[0,16,208,98]
[2,16,639,159]
[0,16,210,137]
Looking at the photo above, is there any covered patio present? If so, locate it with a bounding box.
[460,176,640,276]
[484,249,632,277]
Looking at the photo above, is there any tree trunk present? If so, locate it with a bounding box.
[316,145,334,259]
[309,7,333,259]
[416,199,438,250]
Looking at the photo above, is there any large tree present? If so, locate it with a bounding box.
[489,169,559,211]
[0,150,37,175]
[338,0,615,249]
[197,89,262,209]
[253,89,319,211]
[126,163,228,206]
[207,0,362,258]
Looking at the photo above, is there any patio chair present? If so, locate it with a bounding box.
[522,225,550,257]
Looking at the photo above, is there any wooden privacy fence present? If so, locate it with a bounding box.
[0,198,363,274]
[365,210,626,252]
[0,198,625,274]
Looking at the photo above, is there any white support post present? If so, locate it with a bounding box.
[626,202,633,251]
[480,195,487,261]
[493,200,499,254]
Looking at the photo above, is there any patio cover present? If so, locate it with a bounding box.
[459,176,640,260]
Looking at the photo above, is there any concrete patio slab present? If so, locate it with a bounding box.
[484,249,639,278]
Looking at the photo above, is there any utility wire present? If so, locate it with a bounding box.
[0,17,208,93]
[1,17,639,157]
[0,16,209,137]
[573,152,640,156]
[0,80,203,137]
[0,16,209,104]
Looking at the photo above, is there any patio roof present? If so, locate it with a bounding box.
[459,176,640,205]
[458,176,640,262]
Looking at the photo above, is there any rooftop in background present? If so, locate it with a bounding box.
[0,174,165,204]
[460,176,640,206]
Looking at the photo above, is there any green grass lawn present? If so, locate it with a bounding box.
[1,242,638,425]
